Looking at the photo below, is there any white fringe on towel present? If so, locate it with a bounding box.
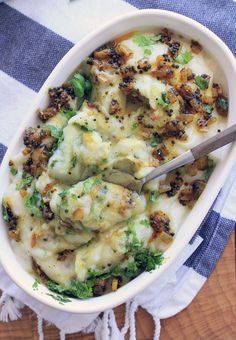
[37,315,44,340]
[0,293,24,322]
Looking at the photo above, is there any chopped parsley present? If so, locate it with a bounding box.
[68,280,93,299]
[204,104,214,115]
[45,125,64,153]
[45,125,63,141]
[10,166,18,176]
[46,293,71,305]
[90,246,163,280]
[156,92,169,108]
[140,219,150,227]
[71,73,92,99]
[16,171,34,190]
[80,124,94,132]
[150,134,163,147]
[46,280,93,300]
[132,122,138,130]
[83,177,102,193]
[125,220,143,251]
[47,280,67,293]
[24,191,43,217]
[195,76,209,90]
[143,48,152,56]
[131,248,163,273]
[2,200,10,222]
[32,278,40,291]
[149,190,160,202]
[60,109,76,120]
[133,32,161,56]
[174,50,193,64]
[71,74,85,98]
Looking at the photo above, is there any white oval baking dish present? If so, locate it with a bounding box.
[0,9,236,313]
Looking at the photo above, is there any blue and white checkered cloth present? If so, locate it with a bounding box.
[0,1,235,339]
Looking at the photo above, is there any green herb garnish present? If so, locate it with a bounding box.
[46,293,71,305]
[68,280,93,299]
[204,104,214,115]
[47,280,66,293]
[45,125,64,153]
[10,166,18,176]
[133,248,163,272]
[71,73,92,99]
[80,124,94,132]
[2,200,10,222]
[149,190,160,202]
[133,32,161,56]
[83,177,102,193]
[150,134,163,147]
[156,92,169,108]
[71,74,85,98]
[46,280,93,300]
[124,220,143,251]
[32,278,40,291]
[90,247,163,280]
[16,171,34,190]
[140,219,150,227]
[174,50,193,64]
[143,48,152,56]
[46,125,63,141]
[60,109,76,120]
[25,191,43,217]
[195,76,209,90]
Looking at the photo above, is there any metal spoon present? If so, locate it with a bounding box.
[102,123,236,193]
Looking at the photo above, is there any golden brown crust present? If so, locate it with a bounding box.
[190,40,203,54]
[178,180,206,208]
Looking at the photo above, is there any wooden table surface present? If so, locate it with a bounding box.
[0,232,235,340]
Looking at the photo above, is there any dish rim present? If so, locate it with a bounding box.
[0,9,236,313]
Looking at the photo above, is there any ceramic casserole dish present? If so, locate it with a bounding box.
[0,9,236,313]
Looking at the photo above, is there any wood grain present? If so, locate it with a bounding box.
[0,232,235,340]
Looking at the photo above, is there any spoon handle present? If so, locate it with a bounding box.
[191,123,236,159]
[143,124,236,185]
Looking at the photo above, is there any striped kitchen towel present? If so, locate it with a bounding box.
[0,1,235,339]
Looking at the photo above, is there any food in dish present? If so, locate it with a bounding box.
[2,28,228,300]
